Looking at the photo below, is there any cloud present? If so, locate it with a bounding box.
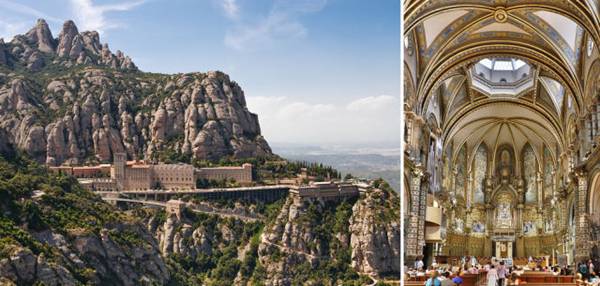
[0,19,27,40]
[221,0,239,19]
[346,95,397,112]
[0,0,62,23]
[246,94,400,144]
[69,0,146,34]
[223,0,327,51]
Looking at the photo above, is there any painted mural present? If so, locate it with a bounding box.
[544,146,554,199]
[523,144,537,204]
[456,145,467,197]
[473,144,487,204]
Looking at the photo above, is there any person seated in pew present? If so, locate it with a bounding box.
[440,272,455,286]
[576,273,585,286]
[468,265,479,274]
[425,271,442,286]
[507,272,524,285]
[551,266,561,276]
[589,272,600,285]
[451,272,463,285]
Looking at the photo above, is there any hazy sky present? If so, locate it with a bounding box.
[0,0,400,145]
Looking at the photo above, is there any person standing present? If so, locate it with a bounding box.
[579,261,589,280]
[497,261,507,286]
[416,256,425,271]
[589,259,595,277]
[487,265,499,286]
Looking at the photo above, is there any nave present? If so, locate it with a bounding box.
[403,0,600,285]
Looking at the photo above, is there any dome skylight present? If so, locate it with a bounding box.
[478,58,527,71]
[470,57,533,96]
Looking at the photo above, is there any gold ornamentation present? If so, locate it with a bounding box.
[494,8,508,23]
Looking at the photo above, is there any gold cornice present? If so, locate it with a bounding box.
[404,2,600,48]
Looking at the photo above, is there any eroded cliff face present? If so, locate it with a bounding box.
[0,19,271,165]
[256,185,401,285]
[0,228,169,286]
[136,206,265,285]
[349,187,401,276]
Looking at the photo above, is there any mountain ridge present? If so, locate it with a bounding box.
[0,19,272,165]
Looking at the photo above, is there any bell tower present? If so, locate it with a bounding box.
[112,153,127,190]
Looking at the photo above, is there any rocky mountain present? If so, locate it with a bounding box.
[257,181,401,285]
[0,19,271,165]
[0,145,169,285]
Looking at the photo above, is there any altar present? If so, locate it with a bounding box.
[495,241,513,258]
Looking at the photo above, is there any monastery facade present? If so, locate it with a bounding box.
[50,153,253,191]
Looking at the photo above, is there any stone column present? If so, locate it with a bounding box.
[516,204,524,233]
[405,167,426,263]
[536,172,543,210]
[575,171,591,262]
[467,174,473,209]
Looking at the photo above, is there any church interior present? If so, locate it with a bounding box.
[403,0,600,272]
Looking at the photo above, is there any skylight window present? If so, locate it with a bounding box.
[494,61,513,70]
[471,57,533,95]
[514,60,526,69]
[477,58,528,71]
[480,59,493,69]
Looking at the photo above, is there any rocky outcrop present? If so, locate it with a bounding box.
[350,188,401,276]
[257,197,322,285]
[25,19,56,54]
[0,38,7,65]
[0,20,271,165]
[1,228,169,286]
[255,187,401,284]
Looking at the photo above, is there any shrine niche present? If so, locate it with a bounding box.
[523,221,536,235]
[494,191,515,229]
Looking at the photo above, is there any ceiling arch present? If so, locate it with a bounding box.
[417,44,583,117]
[444,101,561,171]
[404,0,600,49]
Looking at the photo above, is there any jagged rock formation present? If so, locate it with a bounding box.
[256,185,401,285]
[0,229,169,286]
[257,197,326,285]
[136,206,263,285]
[350,187,401,276]
[0,19,271,165]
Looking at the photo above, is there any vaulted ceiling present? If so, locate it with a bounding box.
[404,0,600,162]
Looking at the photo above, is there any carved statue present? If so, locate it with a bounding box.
[497,202,512,227]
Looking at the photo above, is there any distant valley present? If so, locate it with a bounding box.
[272,142,401,192]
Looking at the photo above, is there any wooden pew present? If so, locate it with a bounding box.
[403,282,424,286]
[522,284,576,286]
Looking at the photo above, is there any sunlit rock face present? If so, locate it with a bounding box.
[0,19,271,165]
